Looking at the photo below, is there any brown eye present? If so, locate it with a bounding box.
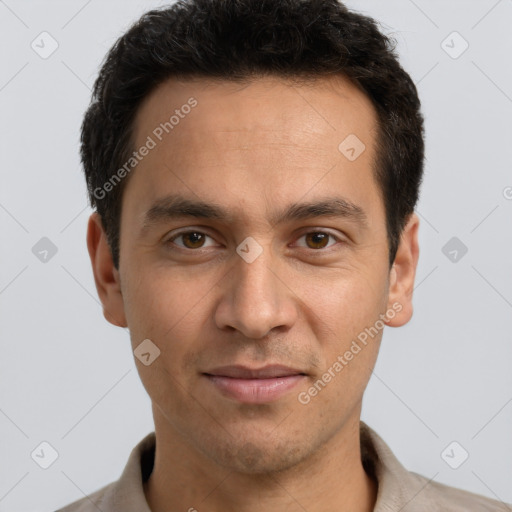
[181,232,206,248]
[303,232,334,249]
[168,231,215,250]
[293,230,343,252]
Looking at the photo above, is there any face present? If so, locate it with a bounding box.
[88,75,419,474]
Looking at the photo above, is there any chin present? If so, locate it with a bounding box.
[198,432,311,475]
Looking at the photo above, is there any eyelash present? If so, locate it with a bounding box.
[165,229,344,252]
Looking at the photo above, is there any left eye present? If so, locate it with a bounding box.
[294,231,340,250]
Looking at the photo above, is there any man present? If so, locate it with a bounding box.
[56,0,510,510]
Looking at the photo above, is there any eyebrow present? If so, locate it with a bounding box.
[140,194,369,233]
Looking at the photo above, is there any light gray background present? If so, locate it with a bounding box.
[1,0,511,510]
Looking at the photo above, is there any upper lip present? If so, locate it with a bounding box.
[204,365,306,379]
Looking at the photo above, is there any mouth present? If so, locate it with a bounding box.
[202,365,307,404]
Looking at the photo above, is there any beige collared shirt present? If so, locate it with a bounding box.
[56,421,510,511]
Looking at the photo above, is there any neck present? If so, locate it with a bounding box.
[143,409,378,512]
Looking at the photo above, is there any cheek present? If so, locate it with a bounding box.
[299,281,384,422]
[298,266,388,389]
[298,265,388,334]
[121,268,213,371]
[123,270,209,414]
[125,265,210,325]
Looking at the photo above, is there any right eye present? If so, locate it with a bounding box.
[165,230,219,251]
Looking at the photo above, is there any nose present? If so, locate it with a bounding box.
[214,244,298,339]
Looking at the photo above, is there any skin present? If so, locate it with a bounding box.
[87,74,419,512]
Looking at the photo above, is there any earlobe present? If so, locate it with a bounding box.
[385,213,420,328]
[87,212,128,328]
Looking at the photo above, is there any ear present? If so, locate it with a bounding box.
[86,212,128,328]
[385,212,420,327]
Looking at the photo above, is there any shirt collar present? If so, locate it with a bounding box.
[359,421,438,511]
[97,421,436,511]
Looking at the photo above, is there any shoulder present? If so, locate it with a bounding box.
[54,482,115,512]
[409,470,511,511]
[360,421,510,511]
[54,431,155,512]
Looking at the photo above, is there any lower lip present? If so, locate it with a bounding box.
[205,374,305,403]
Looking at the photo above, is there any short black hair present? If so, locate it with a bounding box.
[81,0,425,270]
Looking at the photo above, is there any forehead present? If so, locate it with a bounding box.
[133,74,377,146]
[125,74,383,229]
